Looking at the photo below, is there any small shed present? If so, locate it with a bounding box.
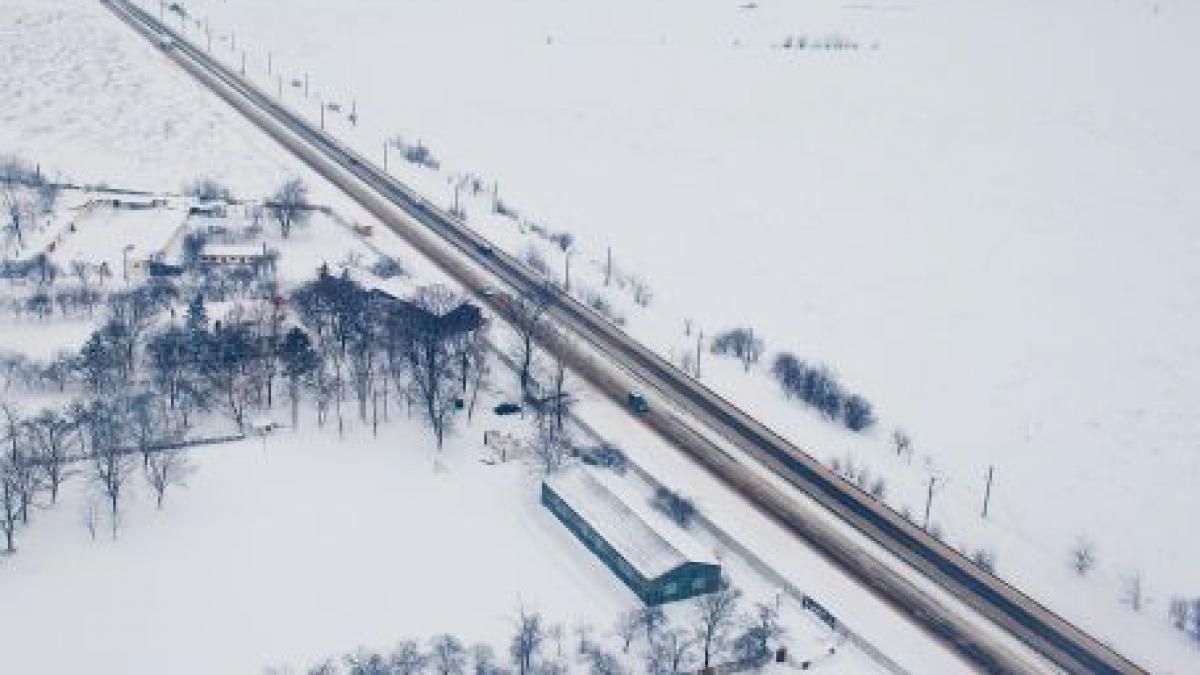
[189,202,227,218]
[542,468,721,605]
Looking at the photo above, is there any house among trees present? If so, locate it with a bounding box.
[542,468,722,606]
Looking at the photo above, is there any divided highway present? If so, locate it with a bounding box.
[102,2,1144,673]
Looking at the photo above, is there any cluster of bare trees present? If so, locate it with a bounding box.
[1,154,58,255]
[0,396,194,551]
[292,585,784,675]
[499,289,578,474]
[826,455,888,500]
[710,327,764,372]
[288,265,490,447]
[770,353,875,432]
[0,244,502,550]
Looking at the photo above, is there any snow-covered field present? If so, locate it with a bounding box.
[128,0,1199,667]
[3,0,1199,671]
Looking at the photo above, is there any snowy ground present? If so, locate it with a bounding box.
[131,0,1200,668]
[2,0,1197,670]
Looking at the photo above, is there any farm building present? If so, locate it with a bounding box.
[542,468,721,605]
[199,243,270,267]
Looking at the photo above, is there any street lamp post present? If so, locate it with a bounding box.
[122,244,135,284]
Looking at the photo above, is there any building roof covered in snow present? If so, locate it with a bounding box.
[200,244,269,259]
[543,468,710,581]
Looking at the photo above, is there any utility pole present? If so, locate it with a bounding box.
[159,0,164,22]
[240,50,246,76]
[267,51,272,75]
[564,250,572,292]
[696,330,703,377]
[231,30,235,52]
[276,73,282,98]
[206,25,212,51]
[981,465,995,518]
[304,72,309,97]
[923,476,937,531]
[605,247,612,286]
[320,99,325,129]
[383,141,388,171]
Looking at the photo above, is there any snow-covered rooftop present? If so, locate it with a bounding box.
[201,244,267,258]
[544,468,712,581]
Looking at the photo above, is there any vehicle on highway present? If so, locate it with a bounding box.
[628,391,649,414]
[477,243,495,256]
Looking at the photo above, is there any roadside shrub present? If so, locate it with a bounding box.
[521,246,549,277]
[183,177,232,202]
[494,198,518,220]
[771,352,876,431]
[369,256,404,279]
[842,394,875,431]
[710,327,763,370]
[972,549,997,574]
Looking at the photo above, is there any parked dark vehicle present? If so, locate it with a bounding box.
[493,402,522,416]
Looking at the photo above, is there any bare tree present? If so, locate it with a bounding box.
[693,584,741,669]
[343,648,389,675]
[1168,597,1190,630]
[504,291,552,400]
[629,276,652,308]
[637,605,667,642]
[1071,538,1097,576]
[389,640,427,675]
[184,176,232,202]
[465,336,492,422]
[408,285,464,449]
[1120,572,1143,612]
[582,648,626,675]
[87,402,134,538]
[429,634,467,675]
[1,403,39,525]
[145,448,194,509]
[647,628,694,675]
[572,622,595,655]
[732,601,786,668]
[615,609,640,653]
[28,408,76,503]
[469,643,499,675]
[1,180,37,253]
[530,404,570,474]
[0,453,21,552]
[510,607,545,675]
[267,178,311,239]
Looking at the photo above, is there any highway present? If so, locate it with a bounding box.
[102,2,1144,673]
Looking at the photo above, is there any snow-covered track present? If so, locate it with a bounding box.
[99,2,1144,673]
